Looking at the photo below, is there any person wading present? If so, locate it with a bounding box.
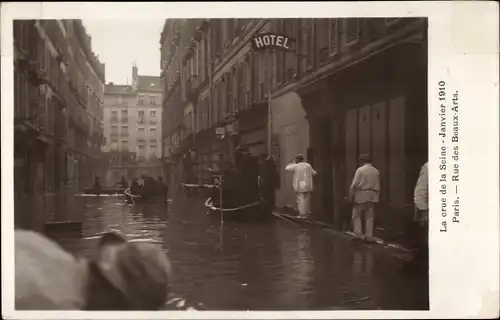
[285,154,317,219]
[349,154,380,243]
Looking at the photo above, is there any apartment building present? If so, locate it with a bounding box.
[160,18,428,240]
[102,65,162,185]
[13,19,105,231]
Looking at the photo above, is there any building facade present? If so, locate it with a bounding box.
[160,18,427,243]
[102,65,163,186]
[13,19,105,232]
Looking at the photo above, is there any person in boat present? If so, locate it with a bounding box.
[139,176,156,200]
[259,153,280,211]
[157,176,169,202]
[15,229,206,310]
[129,178,141,195]
[93,176,102,195]
[285,154,317,219]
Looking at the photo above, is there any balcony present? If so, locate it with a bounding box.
[149,118,158,125]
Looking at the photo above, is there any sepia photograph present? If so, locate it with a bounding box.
[12,16,429,311]
[2,2,498,319]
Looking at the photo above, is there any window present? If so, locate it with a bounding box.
[138,110,145,123]
[111,110,118,122]
[121,125,128,137]
[345,19,360,45]
[328,19,339,57]
[121,109,128,123]
[138,127,145,135]
[150,110,156,118]
[121,140,129,151]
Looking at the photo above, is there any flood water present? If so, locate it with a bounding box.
[58,192,429,311]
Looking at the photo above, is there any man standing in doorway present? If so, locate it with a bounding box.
[285,154,317,219]
[349,154,380,242]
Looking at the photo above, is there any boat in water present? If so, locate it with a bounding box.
[83,186,127,195]
[204,196,272,221]
[123,188,166,204]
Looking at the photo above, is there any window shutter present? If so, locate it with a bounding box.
[304,19,314,70]
[316,19,329,64]
[346,19,360,45]
[328,19,339,56]
[276,51,283,85]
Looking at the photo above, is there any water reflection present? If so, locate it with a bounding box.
[56,193,428,310]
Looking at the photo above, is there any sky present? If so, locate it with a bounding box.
[82,20,165,85]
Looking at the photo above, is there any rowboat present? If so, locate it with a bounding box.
[123,188,165,204]
[204,197,272,221]
[83,187,127,195]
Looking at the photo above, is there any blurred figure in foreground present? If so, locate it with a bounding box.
[15,229,204,310]
[285,154,317,219]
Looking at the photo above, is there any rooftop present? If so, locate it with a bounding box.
[137,75,162,92]
[104,83,134,94]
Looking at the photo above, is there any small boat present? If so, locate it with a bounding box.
[124,188,165,204]
[204,197,272,221]
[83,186,127,195]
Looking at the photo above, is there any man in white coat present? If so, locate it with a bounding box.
[285,154,317,219]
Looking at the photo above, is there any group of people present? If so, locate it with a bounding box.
[284,152,428,263]
[94,175,169,201]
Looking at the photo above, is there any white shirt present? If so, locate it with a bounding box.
[349,163,380,203]
[285,162,317,192]
[414,162,429,211]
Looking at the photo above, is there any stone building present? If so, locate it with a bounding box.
[160,18,427,243]
[13,19,105,232]
[102,65,163,186]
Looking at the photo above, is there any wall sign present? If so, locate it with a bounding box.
[251,33,296,52]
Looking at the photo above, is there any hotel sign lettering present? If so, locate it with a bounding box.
[251,33,296,52]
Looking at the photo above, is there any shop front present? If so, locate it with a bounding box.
[298,40,427,239]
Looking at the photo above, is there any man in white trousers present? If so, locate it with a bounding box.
[285,154,317,219]
[349,154,380,242]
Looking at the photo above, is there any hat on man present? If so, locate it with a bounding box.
[359,153,372,163]
[95,231,172,309]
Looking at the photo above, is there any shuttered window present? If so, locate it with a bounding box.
[303,19,314,70]
[244,55,251,108]
[284,19,297,82]
[345,19,360,45]
[328,19,339,56]
[316,19,329,65]
[276,20,284,85]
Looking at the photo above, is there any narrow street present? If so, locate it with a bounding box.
[56,192,429,311]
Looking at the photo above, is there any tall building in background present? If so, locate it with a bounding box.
[13,19,105,232]
[102,64,163,186]
[160,18,427,242]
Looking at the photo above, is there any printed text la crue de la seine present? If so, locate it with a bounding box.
[438,81,460,232]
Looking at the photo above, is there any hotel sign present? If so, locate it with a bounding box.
[251,33,296,52]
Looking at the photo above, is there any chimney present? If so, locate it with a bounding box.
[132,63,138,79]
